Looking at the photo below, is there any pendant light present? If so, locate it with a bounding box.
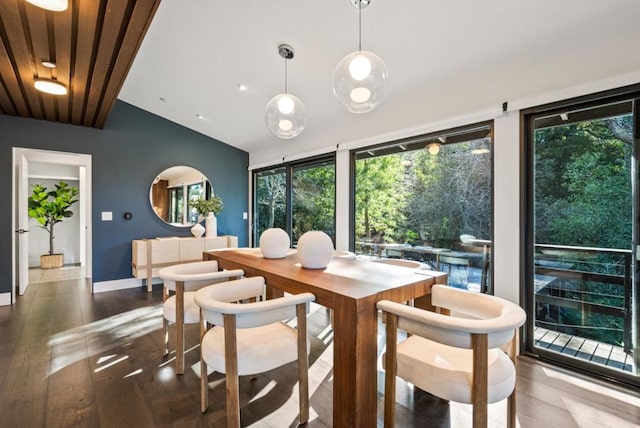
[265,44,307,139]
[333,0,388,113]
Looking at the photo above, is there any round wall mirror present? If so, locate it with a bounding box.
[150,166,212,227]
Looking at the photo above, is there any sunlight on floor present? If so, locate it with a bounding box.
[542,367,640,406]
[29,265,87,284]
[561,396,639,428]
[48,305,162,376]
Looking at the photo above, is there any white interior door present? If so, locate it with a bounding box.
[17,153,30,296]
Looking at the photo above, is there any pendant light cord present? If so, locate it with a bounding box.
[284,58,288,94]
[358,1,362,51]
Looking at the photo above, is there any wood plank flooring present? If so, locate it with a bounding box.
[0,278,639,427]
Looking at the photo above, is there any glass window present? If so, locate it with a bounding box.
[254,167,287,242]
[352,123,493,292]
[168,187,184,224]
[292,160,336,244]
[253,156,336,247]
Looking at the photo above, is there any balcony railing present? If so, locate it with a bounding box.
[534,244,636,373]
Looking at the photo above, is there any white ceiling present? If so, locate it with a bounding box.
[119,0,640,163]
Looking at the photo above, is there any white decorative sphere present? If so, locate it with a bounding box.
[297,231,334,269]
[259,228,291,259]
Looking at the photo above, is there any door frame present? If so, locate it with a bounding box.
[522,84,640,386]
[11,148,92,302]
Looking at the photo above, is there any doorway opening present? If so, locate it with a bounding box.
[12,148,92,303]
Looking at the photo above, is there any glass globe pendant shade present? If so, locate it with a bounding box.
[333,50,388,113]
[265,93,307,139]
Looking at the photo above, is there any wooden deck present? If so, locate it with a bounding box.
[534,326,635,372]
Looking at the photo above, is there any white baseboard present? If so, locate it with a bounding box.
[0,292,11,306]
[92,278,144,293]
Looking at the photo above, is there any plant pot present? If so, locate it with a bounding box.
[41,254,64,269]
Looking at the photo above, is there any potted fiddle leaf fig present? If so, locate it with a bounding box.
[28,181,79,269]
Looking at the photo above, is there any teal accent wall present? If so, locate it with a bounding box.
[0,100,249,291]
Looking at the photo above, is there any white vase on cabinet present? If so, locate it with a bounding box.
[191,222,205,238]
[205,212,217,237]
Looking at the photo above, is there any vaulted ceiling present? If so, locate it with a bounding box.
[2,1,640,163]
[0,0,159,128]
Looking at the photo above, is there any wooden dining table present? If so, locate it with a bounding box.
[203,248,447,428]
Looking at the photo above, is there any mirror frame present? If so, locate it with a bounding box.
[149,165,212,227]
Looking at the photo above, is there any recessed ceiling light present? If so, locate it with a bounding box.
[237,83,248,92]
[25,0,68,12]
[41,61,56,68]
[196,114,205,119]
[34,79,67,95]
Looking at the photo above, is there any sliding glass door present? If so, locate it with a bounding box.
[253,156,336,247]
[525,89,640,385]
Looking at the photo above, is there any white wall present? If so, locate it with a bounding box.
[28,177,80,267]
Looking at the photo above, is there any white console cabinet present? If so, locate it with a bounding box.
[131,235,238,292]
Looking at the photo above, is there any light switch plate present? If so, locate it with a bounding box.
[101,211,113,221]
[243,212,248,220]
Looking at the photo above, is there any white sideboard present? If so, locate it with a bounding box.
[131,235,238,292]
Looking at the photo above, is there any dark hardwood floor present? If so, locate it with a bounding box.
[1,278,639,427]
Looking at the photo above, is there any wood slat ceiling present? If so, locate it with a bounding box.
[0,0,160,128]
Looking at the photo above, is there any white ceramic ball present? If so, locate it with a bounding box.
[297,231,334,269]
[259,228,291,259]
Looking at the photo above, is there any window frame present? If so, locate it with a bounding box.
[348,120,495,290]
[252,153,337,247]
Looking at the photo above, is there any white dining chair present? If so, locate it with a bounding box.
[378,284,526,428]
[158,260,244,374]
[195,276,315,428]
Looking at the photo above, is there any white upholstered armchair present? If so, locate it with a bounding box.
[378,284,526,428]
[194,276,315,428]
[158,260,244,374]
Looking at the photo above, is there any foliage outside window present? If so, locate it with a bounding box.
[254,158,336,246]
[292,161,335,243]
[255,167,287,240]
[532,101,633,348]
[354,126,492,250]
[352,124,492,291]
